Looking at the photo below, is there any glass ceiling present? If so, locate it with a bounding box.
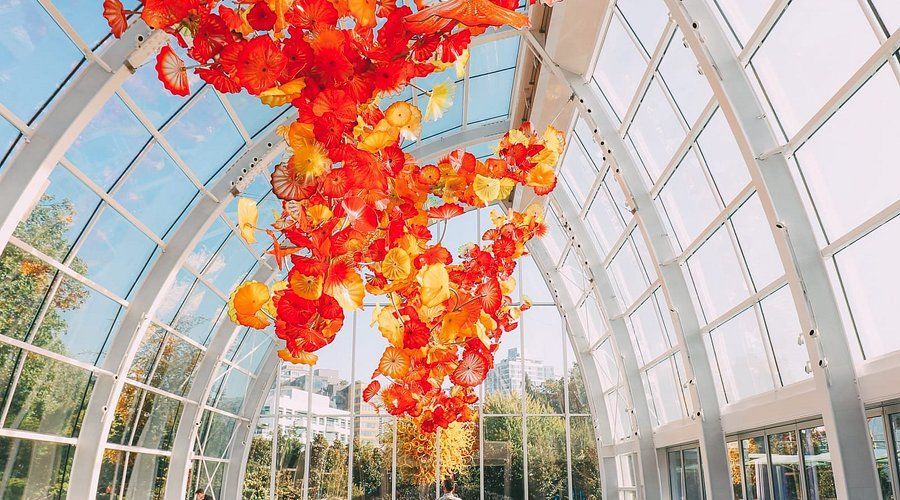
[0,0,897,498]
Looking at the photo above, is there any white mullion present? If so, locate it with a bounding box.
[347,312,357,499]
[126,379,192,405]
[759,30,900,161]
[149,320,209,353]
[58,157,167,247]
[648,98,719,199]
[202,403,250,423]
[215,90,253,144]
[735,0,791,65]
[117,90,220,202]
[103,442,173,457]
[699,275,788,334]
[218,215,275,270]
[821,198,900,259]
[617,22,678,136]
[0,427,79,445]
[8,235,128,307]
[600,217,639,269]
[0,331,115,377]
[672,182,756,264]
[182,262,230,301]
[36,0,113,73]
[0,102,34,137]
[610,281,660,322]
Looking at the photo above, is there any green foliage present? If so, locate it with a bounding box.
[0,196,94,500]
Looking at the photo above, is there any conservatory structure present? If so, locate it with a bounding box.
[0,0,898,498]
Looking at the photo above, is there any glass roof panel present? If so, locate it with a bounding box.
[0,1,83,123]
[750,0,880,137]
[616,0,669,54]
[592,15,647,120]
[163,89,245,184]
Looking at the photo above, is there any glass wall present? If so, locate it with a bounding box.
[243,209,602,499]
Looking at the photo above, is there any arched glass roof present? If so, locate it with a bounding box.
[0,0,897,498]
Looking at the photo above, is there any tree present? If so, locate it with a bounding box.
[0,196,93,499]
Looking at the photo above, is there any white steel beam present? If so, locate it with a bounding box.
[663,0,881,497]
[0,22,154,251]
[66,127,287,498]
[523,33,734,498]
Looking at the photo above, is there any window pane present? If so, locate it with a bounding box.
[98,450,169,499]
[527,416,568,499]
[800,426,837,500]
[592,17,647,119]
[793,67,900,241]
[571,416,601,497]
[834,216,900,358]
[628,80,687,182]
[759,287,809,386]
[728,440,745,499]
[683,448,705,500]
[709,308,774,403]
[0,437,73,499]
[483,415,524,498]
[687,226,751,322]
[867,416,895,500]
[742,436,771,500]
[669,450,684,499]
[750,0,880,136]
[768,431,802,500]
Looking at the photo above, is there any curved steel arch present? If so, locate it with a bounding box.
[662,0,881,496]
[67,121,287,497]
[523,32,735,497]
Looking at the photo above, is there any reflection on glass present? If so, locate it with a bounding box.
[868,416,895,500]
[352,417,393,499]
[891,414,900,498]
[669,450,684,499]
[483,416,524,498]
[97,450,169,499]
[683,448,705,500]
[109,384,182,451]
[570,416,601,498]
[742,436,770,500]
[728,440,745,499]
[307,418,350,498]
[768,431,801,500]
[800,426,836,500]
[5,352,93,437]
[0,437,73,499]
[189,459,224,499]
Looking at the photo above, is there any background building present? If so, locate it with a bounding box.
[485,347,557,393]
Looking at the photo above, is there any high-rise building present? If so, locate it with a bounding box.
[484,347,556,394]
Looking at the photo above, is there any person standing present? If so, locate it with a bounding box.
[438,478,462,500]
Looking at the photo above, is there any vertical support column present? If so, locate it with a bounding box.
[523,33,733,498]
[663,1,880,497]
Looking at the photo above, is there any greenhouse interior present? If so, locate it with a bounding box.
[0,0,898,499]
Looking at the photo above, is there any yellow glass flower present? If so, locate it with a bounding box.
[473,174,501,204]
[327,269,365,310]
[289,272,323,300]
[237,197,258,244]
[291,139,331,180]
[382,247,412,281]
[278,348,318,365]
[379,346,410,378]
[419,263,450,307]
[259,78,306,107]
[425,81,455,121]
